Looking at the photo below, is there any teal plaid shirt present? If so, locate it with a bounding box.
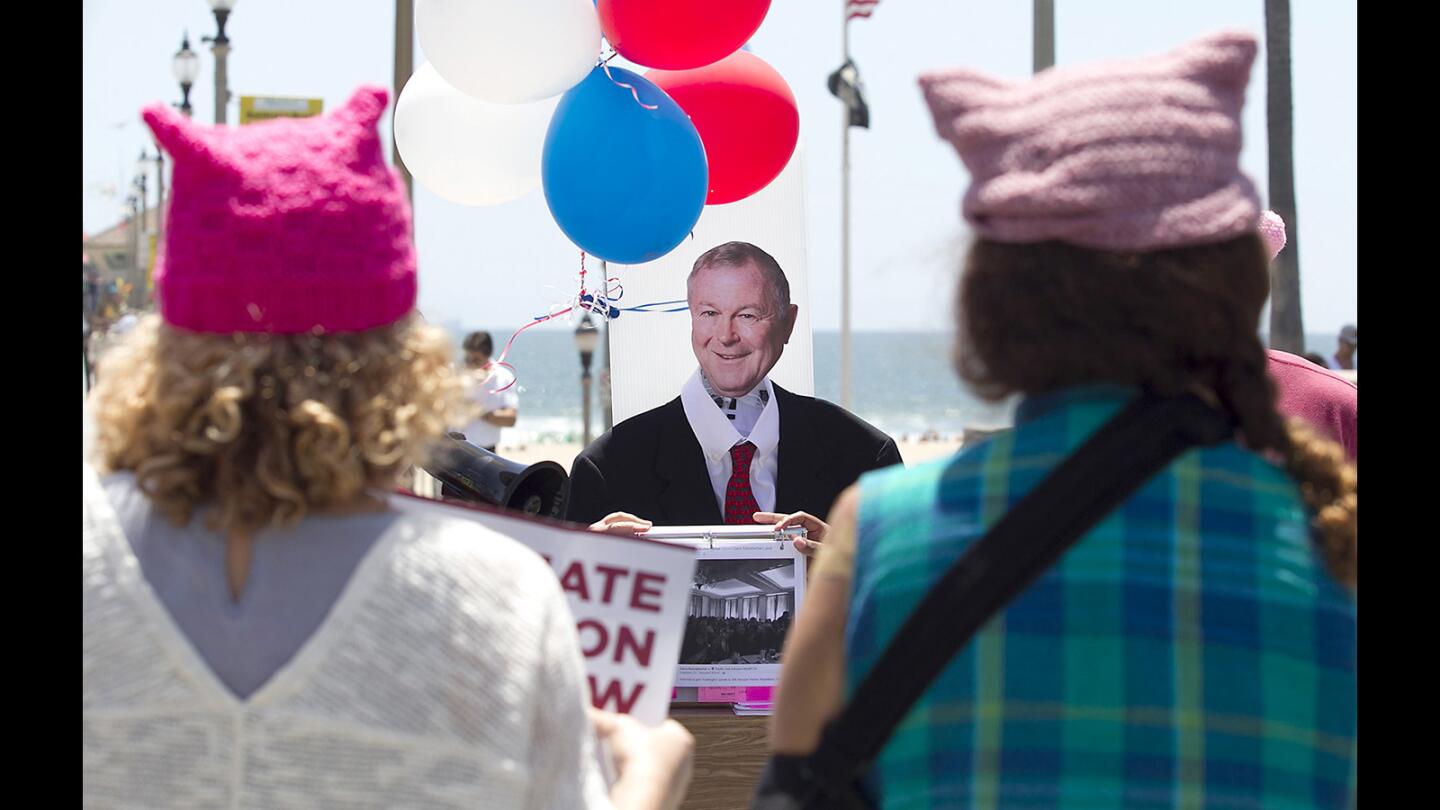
[846,386,1356,809]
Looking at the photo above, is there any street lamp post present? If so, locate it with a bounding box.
[139,149,165,242]
[600,258,614,432]
[575,314,600,447]
[126,194,141,310]
[84,257,95,394]
[133,157,149,234]
[83,314,92,395]
[202,0,237,125]
[132,161,149,284]
[172,32,200,118]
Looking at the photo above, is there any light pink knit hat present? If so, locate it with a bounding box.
[141,86,416,334]
[1258,210,1287,260]
[919,31,1262,251]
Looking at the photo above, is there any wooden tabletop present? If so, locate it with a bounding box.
[670,706,770,810]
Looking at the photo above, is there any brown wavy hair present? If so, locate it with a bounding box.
[90,313,467,536]
[956,234,1356,588]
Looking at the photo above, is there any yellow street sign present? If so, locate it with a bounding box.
[239,96,324,125]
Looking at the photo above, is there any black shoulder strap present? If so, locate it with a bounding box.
[802,392,1234,789]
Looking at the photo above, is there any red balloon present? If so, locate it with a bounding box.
[599,0,772,70]
[647,51,799,206]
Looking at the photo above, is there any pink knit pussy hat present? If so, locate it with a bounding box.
[141,85,416,334]
[1258,209,1287,260]
[919,31,1263,251]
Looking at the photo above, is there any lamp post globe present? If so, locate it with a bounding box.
[575,314,601,445]
[172,33,199,117]
[575,314,600,372]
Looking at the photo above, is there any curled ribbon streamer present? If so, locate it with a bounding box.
[601,61,659,111]
[487,252,690,393]
[619,299,688,313]
[486,304,575,394]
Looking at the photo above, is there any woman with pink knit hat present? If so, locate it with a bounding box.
[758,32,1355,809]
[82,87,693,809]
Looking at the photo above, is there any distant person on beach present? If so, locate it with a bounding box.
[1329,324,1358,370]
[1268,349,1357,461]
[83,87,692,810]
[455,329,519,453]
[567,240,901,547]
[1258,212,1358,460]
[763,32,1355,808]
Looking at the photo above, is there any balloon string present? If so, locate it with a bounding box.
[488,304,575,394]
[488,253,689,393]
[619,299,689,313]
[601,60,659,110]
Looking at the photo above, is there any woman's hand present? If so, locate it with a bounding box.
[591,709,694,810]
[752,511,829,556]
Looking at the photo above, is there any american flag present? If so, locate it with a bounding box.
[847,0,879,21]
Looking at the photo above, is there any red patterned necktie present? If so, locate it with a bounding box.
[724,441,760,524]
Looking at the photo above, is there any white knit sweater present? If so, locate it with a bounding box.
[82,465,612,809]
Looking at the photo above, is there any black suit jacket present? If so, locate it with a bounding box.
[565,383,902,526]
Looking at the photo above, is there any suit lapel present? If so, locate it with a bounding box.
[773,384,821,515]
[655,398,724,524]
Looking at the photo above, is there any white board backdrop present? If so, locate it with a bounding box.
[607,148,814,424]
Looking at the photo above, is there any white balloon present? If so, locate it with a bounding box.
[394,63,559,206]
[417,0,600,104]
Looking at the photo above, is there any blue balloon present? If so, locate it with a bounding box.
[543,66,709,265]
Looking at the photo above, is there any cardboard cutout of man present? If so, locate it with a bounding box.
[565,242,901,539]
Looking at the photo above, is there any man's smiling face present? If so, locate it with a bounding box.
[688,261,797,398]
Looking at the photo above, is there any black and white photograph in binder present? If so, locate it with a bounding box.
[673,539,806,688]
[682,558,797,665]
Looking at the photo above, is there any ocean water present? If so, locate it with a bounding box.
[457,329,997,444]
[454,330,1351,444]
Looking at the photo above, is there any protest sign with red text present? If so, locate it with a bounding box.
[391,493,696,726]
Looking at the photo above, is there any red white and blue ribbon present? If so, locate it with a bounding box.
[486,252,688,392]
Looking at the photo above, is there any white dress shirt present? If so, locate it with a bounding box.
[679,369,780,515]
[455,366,519,449]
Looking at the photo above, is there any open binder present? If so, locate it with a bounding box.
[654,525,809,699]
[640,524,808,547]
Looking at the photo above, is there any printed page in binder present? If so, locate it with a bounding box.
[671,539,807,688]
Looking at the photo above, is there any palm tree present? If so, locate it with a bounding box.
[1265,0,1304,353]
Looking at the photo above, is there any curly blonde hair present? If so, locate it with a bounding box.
[90,313,468,536]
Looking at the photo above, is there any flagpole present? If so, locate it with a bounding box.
[840,1,853,410]
[1033,0,1055,72]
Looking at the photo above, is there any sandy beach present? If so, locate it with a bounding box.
[498,436,969,470]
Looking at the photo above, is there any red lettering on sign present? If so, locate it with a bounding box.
[553,563,667,611]
[588,675,645,714]
[631,571,666,612]
[613,625,656,667]
[576,619,608,658]
[593,564,629,603]
[559,560,590,601]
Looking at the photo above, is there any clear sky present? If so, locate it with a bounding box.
[83,1,1356,334]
